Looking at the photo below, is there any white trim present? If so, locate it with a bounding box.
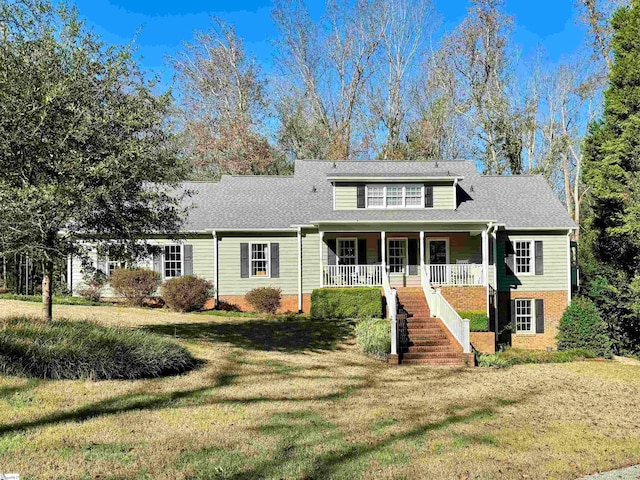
[66,255,73,293]
[453,178,458,210]
[162,243,184,280]
[567,230,572,305]
[365,184,425,209]
[381,231,386,267]
[332,183,336,210]
[419,231,425,272]
[336,237,358,265]
[513,240,535,276]
[327,175,462,182]
[249,241,271,278]
[482,229,489,317]
[426,237,450,265]
[514,298,535,334]
[213,231,218,305]
[319,230,324,287]
[492,229,498,336]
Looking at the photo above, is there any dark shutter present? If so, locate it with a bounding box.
[535,241,544,275]
[357,184,366,208]
[535,299,544,333]
[505,241,515,275]
[327,239,337,266]
[183,244,193,276]
[408,238,418,275]
[425,185,434,208]
[510,299,516,331]
[377,239,382,263]
[357,239,367,265]
[240,243,249,278]
[271,243,280,278]
[152,251,162,275]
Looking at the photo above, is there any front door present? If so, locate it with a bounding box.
[388,239,407,274]
[428,239,449,283]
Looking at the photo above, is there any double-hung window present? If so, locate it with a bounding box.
[515,299,534,334]
[108,261,126,276]
[366,184,424,208]
[514,241,533,274]
[337,239,357,265]
[251,243,270,277]
[164,245,182,278]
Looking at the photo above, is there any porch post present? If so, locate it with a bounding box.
[297,227,303,313]
[381,231,386,272]
[213,231,218,307]
[482,228,489,317]
[319,230,324,288]
[419,231,425,277]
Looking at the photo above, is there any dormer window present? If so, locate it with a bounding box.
[365,184,426,209]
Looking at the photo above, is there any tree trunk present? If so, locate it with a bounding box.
[42,259,53,322]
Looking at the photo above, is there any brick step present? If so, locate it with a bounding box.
[401,358,465,366]
[407,328,445,335]
[403,351,461,359]
[405,322,441,328]
[404,309,431,316]
[406,317,438,323]
[405,345,454,353]
[408,339,452,347]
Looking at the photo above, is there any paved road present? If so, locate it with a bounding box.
[579,465,640,479]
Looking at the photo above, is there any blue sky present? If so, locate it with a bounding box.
[65,0,587,88]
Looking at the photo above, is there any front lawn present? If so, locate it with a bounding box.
[0,299,638,479]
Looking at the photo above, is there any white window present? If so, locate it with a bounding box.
[515,299,534,334]
[108,261,126,276]
[366,184,424,209]
[164,245,182,278]
[514,241,533,274]
[367,185,384,207]
[251,243,270,277]
[338,239,357,265]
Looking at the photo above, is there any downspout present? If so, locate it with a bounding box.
[297,227,303,313]
[567,228,572,305]
[212,230,218,308]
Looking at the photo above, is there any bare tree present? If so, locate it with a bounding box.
[172,18,279,178]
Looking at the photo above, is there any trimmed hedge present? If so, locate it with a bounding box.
[458,310,489,332]
[557,296,611,357]
[355,317,391,359]
[0,316,198,380]
[310,288,383,319]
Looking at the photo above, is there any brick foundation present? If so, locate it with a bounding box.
[439,286,487,312]
[205,294,311,314]
[470,332,495,354]
[498,290,568,350]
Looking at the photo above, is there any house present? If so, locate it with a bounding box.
[68,160,577,364]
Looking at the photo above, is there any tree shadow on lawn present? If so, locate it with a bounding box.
[144,317,354,352]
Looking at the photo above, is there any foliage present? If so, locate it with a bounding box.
[0,1,188,320]
[458,311,489,332]
[557,296,611,356]
[109,269,160,307]
[581,0,640,355]
[77,270,107,303]
[355,317,391,359]
[0,316,197,380]
[0,294,103,306]
[310,288,383,319]
[478,347,598,368]
[245,287,282,314]
[161,276,213,312]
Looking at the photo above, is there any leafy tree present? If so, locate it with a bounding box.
[581,0,640,354]
[0,1,188,320]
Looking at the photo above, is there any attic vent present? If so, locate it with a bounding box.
[470,185,474,192]
[434,161,439,168]
[332,162,337,168]
[447,170,450,176]
[311,186,317,193]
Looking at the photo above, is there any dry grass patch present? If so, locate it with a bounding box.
[0,300,639,479]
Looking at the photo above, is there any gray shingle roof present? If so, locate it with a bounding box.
[179,160,576,231]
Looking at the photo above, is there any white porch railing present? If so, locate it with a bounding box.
[322,265,383,287]
[421,266,471,353]
[426,264,484,286]
[382,264,399,356]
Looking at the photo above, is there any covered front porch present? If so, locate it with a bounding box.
[320,230,489,289]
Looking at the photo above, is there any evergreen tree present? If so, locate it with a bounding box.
[582,0,640,354]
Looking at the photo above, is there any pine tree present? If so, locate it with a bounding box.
[582,0,640,354]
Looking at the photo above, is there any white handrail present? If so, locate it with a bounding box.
[421,266,471,353]
[382,263,398,356]
[322,264,383,287]
[427,264,484,286]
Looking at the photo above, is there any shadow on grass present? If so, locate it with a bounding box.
[144,317,354,352]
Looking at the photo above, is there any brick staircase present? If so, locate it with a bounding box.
[395,287,470,367]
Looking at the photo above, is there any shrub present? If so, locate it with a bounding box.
[478,347,597,368]
[458,311,489,332]
[217,300,241,312]
[161,276,213,312]
[355,317,391,359]
[477,353,510,368]
[109,268,160,307]
[78,270,106,302]
[0,316,198,380]
[245,287,282,314]
[557,296,611,357]
[310,288,383,319]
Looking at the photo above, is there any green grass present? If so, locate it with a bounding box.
[458,310,489,332]
[0,293,105,306]
[478,347,599,368]
[0,316,198,380]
